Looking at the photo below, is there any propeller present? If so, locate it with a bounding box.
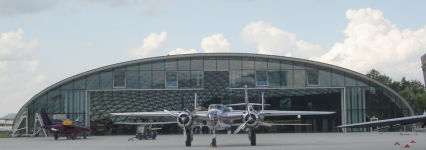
[234,122,247,134]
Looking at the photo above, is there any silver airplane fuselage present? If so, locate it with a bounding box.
[205,104,235,130]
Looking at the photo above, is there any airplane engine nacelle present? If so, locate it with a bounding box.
[243,112,260,129]
[177,113,195,128]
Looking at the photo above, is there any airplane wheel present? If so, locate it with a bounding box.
[139,137,141,140]
[146,136,149,140]
[152,135,156,140]
[250,132,256,146]
[83,134,86,139]
[71,134,76,140]
[54,134,58,140]
[186,134,191,146]
[211,138,216,147]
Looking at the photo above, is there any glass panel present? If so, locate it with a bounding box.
[191,57,203,70]
[140,71,152,89]
[357,77,369,86]
[152,60,164,70]
[294,62,305,69]
[306,64,318,70]
[178,58,190,70]
[34,94,47,113]
[369,87,383,109]
[165,59,177,70]
[268,71,280,87]
[100,72,113,89]
[191,71,203,88]
[256,71,268,86]
[319,69,332,87]
[178,71,191,88]
[61,81,73,90]
[280,70,293,87]
[307,69,319,86]
[230,57,242,70]
[140,62,152,70]
[255,58,267,70]
[48,90,61,113]
[345,74,357,86]
[113,70,126,88]
[268,59,280,70]
[61,90,73,113]
[204,57,216,71]
[331,70,344,87]
[230,71,243,88]
[127,64,138,70]
[166,71,178,87]
[217,57,229,71]
[281,60,292,69]
[152,71,165,89]
[86,73,99,89]
[73,90,85,114]
[242,57,254,70]
[293,70,306,87]
[243,70,255,88]
[126,71,139,89]
[74,77,86,90]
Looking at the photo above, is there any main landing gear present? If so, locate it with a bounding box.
[54,134,58,140]
[210,129,217,147]
[249,130,256,146]
[185,129,193,146]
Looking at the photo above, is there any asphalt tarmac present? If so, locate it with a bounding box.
[1,132,426,150]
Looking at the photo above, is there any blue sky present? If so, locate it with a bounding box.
[1,0,426,117]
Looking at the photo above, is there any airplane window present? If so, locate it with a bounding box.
[215,105,221,110]
[209,105,215,110]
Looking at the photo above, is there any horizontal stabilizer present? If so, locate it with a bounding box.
[114,121,176,125]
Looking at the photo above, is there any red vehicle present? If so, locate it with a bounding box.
[40,109,91,140]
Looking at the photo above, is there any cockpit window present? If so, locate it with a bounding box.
[208,104,222,110]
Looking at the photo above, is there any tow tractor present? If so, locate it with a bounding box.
[136,125,157,140]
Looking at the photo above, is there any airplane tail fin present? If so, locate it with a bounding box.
[244,85,250,111]
[40,109,54,126]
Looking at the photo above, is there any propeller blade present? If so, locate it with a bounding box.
[234,122,247,134]
[189,106,202,116]
[183,125,186,139]
[164,110,179,118]
[260,122,272,127]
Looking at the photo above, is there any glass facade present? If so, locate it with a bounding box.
[15,54,414,134]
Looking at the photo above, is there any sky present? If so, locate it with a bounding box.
[1,0,426,117]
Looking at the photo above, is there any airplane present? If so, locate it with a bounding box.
[110,85,335,147]
[40,109,91,140]
[337,111,426,130]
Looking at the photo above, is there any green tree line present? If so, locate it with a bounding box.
[366,69,426,115]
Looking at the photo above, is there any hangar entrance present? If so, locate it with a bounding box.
[87,87,343,135]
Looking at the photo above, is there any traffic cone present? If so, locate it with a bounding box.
[394,142,400,145]
[401,144,410,148]
[410,140,416,143]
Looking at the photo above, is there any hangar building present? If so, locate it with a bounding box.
[12,53,414,135]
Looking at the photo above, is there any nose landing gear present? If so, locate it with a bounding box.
[210,129,217,147]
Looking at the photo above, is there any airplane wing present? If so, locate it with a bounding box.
[337,115,426,128]
[259,110,335,117]
[226,103,271,106]
[110,111,173,117]
[114,121,176,125]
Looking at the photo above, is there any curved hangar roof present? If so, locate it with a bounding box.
[15,53,414,120]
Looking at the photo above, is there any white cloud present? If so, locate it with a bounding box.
[310,8,426,81]
[22,60,40,72]
[169,48,197,55]
[34,74,48,83]
[0,29,45,117]
[240,21,325,59]
[0,29,40,60]
[201,34,231,53]
[128,31,167,58]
